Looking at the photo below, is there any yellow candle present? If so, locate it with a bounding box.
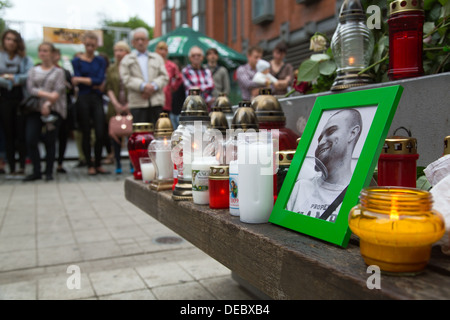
[349,187,445,274]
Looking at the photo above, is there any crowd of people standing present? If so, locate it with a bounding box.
[0,27,295,181]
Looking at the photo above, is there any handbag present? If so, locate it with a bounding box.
[19,95,41,115]
[109,114,133,143]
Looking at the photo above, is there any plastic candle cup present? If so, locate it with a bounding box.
[349,187,445,274]
[209,166,230,210]
[192,157,219,205]
[140,158,155,184]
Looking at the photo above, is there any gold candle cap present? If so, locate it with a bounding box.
[252,88,286,123]
[214,94,233,114]
[231,101,259,131]
[209,165,229,180]
[179,88,210,122]
[154,113,174,138]
[382,136,418,155]
[390,0,423,16]
[444,136,450,155]
[209,106,229,134]
[133,122,154,133]
[277,150,296,166]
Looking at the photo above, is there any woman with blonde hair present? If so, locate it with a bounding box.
[24,42,66,181]
[71,31,109,175]
[105,40,131,174]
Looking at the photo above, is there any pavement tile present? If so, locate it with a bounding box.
[38,273,95,300]
[88,267,147,296]
[0,249,37,271]
[136,262,194,288]
[0,280,37,300]
[98,288,157,300]
[151,281,216,300]
[37,244,82,267]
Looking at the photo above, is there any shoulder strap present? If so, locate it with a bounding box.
[318,186,348,221]
[41,67,57,88]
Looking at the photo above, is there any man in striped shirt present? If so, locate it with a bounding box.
[236,46,265,101]
[181,46,215,108]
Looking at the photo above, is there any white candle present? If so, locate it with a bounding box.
[192,156,219,205]
[238,140,274,224]
[154,150,173,180]
[141,162,156,183]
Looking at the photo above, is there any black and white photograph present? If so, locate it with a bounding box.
[286,106,377,223]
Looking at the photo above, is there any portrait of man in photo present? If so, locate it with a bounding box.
[286,108,365,223]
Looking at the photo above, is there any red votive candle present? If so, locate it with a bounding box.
[209,166,229,209]
[388,0,424,80]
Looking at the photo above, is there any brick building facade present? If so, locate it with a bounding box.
[153,0,345,69]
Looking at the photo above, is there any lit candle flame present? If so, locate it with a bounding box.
[348,56,355,65]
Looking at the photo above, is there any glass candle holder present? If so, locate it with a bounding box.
[330,0,374,91]
[377,136,419,188]
[388,0,424,80]
[140,157,155,184]
[148,113,174,191]
[209,165,230,210]
[127,123,155,180]
[349,187,445,274]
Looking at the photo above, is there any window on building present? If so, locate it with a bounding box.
[192,0,206,33]
[251,0,275,24]
[175,0,187,27]
[162,6,172,34]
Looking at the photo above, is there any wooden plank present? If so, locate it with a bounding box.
[125,177,450,300]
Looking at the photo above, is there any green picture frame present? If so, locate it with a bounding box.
[269,85,404,248]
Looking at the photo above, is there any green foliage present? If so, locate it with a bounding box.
[98,16,154,59]
[291,0,450,96]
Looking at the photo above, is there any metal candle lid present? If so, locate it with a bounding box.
[382,136,418,155]
[209,165,229,180]
[133,122,154,133]
[154,112,173,137]
[231,101,259,131]
[209,106,229,135]
[390,0,423,16]
[252,88,286,123]
[338,0,366,22]
[179,88,210,122]
[277,150,296,166]
[444,136,450,155]
[214,93,233,114]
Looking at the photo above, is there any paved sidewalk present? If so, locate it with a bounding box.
[0,158,256,300]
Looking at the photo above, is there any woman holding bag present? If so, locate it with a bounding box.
[24,42,66,181]
[106,41,131,174]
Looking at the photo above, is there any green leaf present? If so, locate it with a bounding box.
[424,0,438,10]
[424,22,436,35]
[441,1,450,17]
[297,60,320,82]
[310,53,330,62]
[319,60,337,76]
